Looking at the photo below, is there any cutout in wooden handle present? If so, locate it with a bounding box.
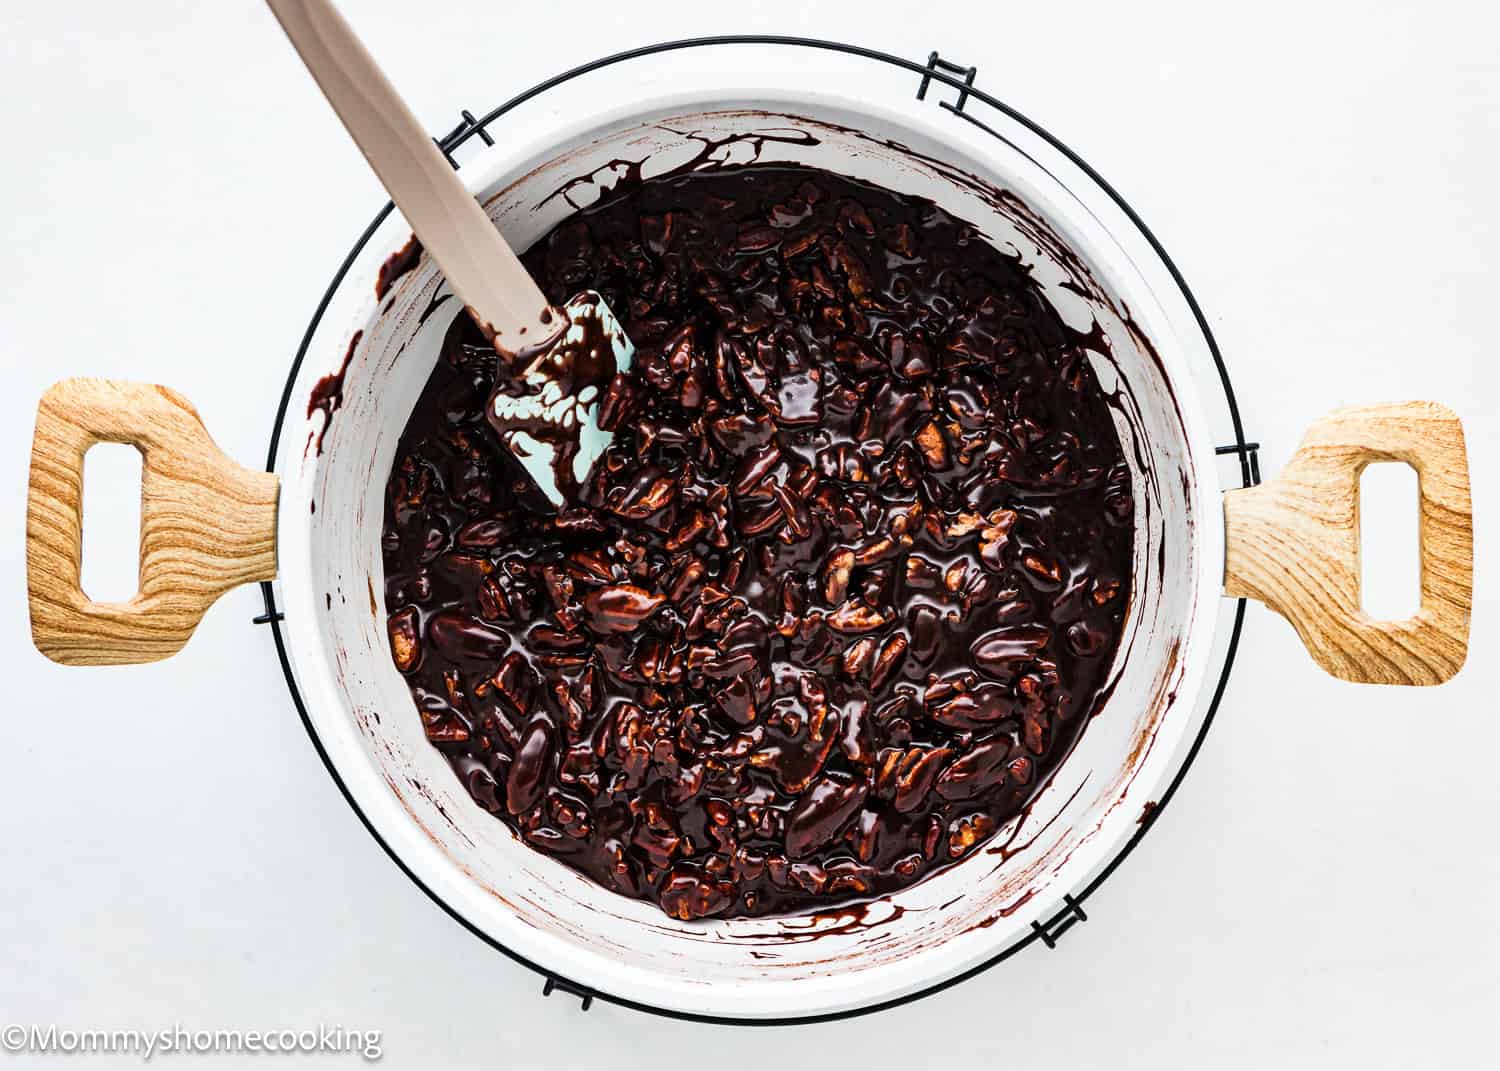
[1224,402,1472,686]
[27,379,279,666]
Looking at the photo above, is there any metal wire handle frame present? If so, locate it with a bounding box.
[254,35,1260,1026]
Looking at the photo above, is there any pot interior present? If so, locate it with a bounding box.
[277,96,1213,1019]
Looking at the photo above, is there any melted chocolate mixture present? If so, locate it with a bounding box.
[381,164,1133,919]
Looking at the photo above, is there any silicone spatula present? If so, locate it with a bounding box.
[265,0,633,507]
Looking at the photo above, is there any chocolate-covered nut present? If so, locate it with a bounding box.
[947,812,996,858]
[928,682,1016,730]
[426,610,508,669]
[584,584,665,633]
[387,606,420,672]
[891,747,954,813]
[659,867,739,920]
[935,739,1013,802]
[507,714,555,815]
[827,600,890,634]
[785,773,870,859]
[970,624,1050,677]
[869,634,909,692]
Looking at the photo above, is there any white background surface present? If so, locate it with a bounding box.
[1,2,1495,1067]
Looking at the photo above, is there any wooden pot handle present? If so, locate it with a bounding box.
[1224,402,1472,686]
[26,379,279,666]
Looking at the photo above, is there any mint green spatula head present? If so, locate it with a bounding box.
[487,291,635,508]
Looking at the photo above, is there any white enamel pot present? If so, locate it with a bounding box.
[25,41,1474,1023]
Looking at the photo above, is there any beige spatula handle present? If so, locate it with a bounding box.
[265,0,559,355]
[27,379,279,666]
[1224,402,1472,686]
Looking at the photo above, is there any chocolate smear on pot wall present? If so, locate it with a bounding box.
[534,124,821,213]
[375,234,424,300]
[379,161,1134,920]
[306,329,361,456]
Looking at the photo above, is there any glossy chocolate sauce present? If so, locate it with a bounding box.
[381,164,1133,919]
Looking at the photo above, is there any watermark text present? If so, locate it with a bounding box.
[2,1023,382,1061]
